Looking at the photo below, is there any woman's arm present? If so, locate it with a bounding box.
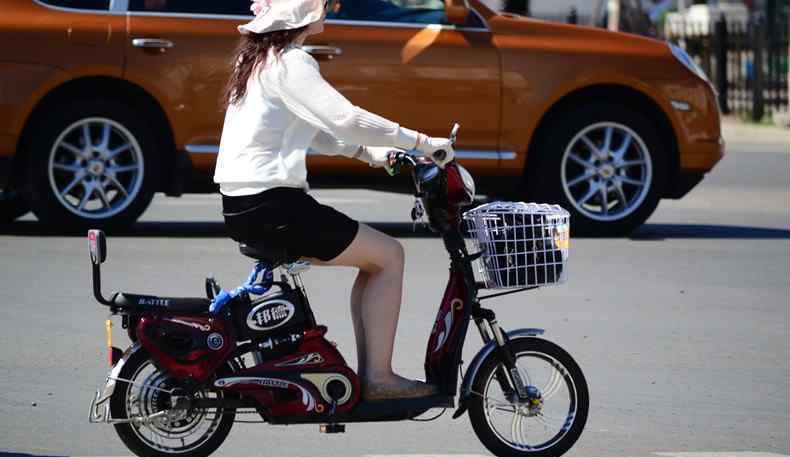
[274,48,420,150]
[309,129,360,157]
[309,130,397,168]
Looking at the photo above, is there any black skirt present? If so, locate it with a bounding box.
[222,187,359,262]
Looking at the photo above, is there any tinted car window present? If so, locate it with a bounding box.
[39,0,110,10]
[326,0,485,27]
[129,0,253,15]
[327,0,446,24]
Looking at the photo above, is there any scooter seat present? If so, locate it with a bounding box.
[238,243,294,265]
[111,293,210,314]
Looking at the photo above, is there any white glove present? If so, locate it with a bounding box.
[415,134,455,167]
[355,146,401,168]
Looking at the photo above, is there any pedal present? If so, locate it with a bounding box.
[319,423,345,433]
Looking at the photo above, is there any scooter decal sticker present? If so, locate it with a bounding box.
[214,377,316,411]
[165,318,211,332]
[246,299,296,332]
[275,352,325,367]
[138,297,171,307]
[206,333,225,351]
[433,298,462,353]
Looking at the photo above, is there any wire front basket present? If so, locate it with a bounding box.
[463,202,570,289]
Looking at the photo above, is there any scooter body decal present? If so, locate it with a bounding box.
[433,300,461,353]
[214,377,316,411]
[275,352,325,367]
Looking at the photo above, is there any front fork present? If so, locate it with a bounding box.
[473,308,529,401]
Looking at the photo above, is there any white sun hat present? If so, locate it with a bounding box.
[238,0,325,35]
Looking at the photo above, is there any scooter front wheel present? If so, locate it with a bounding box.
[467,337,589,457]
[109,348,235,457]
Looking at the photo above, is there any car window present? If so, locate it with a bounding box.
[327,0,447,24]
[129,0,253,15]
[327,0,486,27]
[39,0,110,10]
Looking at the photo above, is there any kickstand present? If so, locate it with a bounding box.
[319,401,345,434]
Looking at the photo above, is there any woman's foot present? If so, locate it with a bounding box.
[362,374,439,402]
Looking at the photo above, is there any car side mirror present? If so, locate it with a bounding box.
[88,229,107,265]
[445,0,470,25]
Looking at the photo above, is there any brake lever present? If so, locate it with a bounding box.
[385,151,417,176]
[384,152,401,176]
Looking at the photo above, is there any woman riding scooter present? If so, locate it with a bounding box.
[214,0,455,401]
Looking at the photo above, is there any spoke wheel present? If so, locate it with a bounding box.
[110,348,235,457]
[48,118,144,220]
[529,103,667,236]
[561,122,652,222]
[24,98,160,232]
[468,338,589,457]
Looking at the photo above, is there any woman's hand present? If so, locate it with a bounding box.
[358,146,403,169]
[415,134,455,168]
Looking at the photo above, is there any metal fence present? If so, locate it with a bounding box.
[662,14,789,121]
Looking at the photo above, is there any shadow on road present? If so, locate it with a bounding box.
[0,221,438,239]
[2,220,790,240]
[0,453,67,457]
[630,224,790,240]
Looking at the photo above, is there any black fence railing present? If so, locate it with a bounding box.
[662,14,789,121]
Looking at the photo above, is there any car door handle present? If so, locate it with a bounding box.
[302,45,342,58]
[132,38,175,49]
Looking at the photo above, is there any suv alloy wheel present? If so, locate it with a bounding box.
[530,103,667,236]
[24,98,160,232]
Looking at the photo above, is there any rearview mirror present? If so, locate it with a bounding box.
[88,229,107,265]
[444,0,470,25]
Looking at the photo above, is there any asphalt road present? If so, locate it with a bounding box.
[1,122,789,457]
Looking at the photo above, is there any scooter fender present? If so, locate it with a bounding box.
[452,328,545,420]
[97,343,144,404]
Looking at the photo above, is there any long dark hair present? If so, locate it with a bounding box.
[221,27,308,111]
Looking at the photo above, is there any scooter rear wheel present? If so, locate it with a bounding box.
[109,348,235,457]
[468,337,589,457]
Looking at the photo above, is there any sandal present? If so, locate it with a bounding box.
[362,378,439,402]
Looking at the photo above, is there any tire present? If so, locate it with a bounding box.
[24,98,160,233]
[109,348,235,457]
[529,103,667,236]
[468,337,589,457]
[0,190,29,223]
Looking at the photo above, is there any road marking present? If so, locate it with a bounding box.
[655,453,790,457]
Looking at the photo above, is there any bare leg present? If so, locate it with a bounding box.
[350,271,369,379]
[308,223,436,399]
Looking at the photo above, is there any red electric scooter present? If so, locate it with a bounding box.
[88,125,589,457]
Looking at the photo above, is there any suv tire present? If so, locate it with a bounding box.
[0,190,30,223]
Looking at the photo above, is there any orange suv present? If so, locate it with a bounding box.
[0,0,724,235]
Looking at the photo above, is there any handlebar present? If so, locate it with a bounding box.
[432,123,460,163]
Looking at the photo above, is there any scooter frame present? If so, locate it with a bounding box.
[87,163,541,427]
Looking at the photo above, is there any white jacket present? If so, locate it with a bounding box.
[214,45,419,196]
